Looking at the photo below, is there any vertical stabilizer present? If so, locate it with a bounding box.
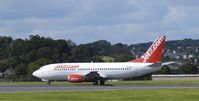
[129,36,166,63]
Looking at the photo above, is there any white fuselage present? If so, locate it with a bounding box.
[33,62,161,81]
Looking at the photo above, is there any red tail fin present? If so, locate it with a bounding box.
[129,36,166,63]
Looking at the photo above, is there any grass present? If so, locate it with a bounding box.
[1,80,199,85]
[0,89,199,101]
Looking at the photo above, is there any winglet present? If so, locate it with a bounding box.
[129,36,166,63]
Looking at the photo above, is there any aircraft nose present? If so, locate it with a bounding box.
[32,70,42,78]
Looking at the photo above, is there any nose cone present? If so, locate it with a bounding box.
[32,70,42,79]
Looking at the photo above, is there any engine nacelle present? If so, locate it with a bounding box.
[68,75,83,83]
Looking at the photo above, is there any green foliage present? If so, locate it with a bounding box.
[0,36,12,60]
[85,40,111,55]
[179,63,198,74]
[70,45,93,62]
[114,54,135,62]
[103,43,132,57]
[13,64,27,77]
[5,56,23,68]
[28,58,53,75]
[9,39,30,56]
[89,56,103,62]
[101,56,114,62]
[162,56,171,62]
[0,61,9,72]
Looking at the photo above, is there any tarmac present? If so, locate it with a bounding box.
[1,84,199,93]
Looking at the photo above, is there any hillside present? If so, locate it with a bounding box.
[0,35,199,81]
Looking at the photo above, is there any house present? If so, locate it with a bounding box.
[4,68,13,75]
[0,68,13,78]
[0,73,4,78]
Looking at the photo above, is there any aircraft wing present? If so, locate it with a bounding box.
[83,71,107,81]
[84,71,101,81]
[98,72,108,78]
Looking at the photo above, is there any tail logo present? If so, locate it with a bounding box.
[143,36,165,62]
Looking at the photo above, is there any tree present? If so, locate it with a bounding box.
[0,61,9,72]
[56,39,71,54]
[29,35,43,49]
[114,54,135,62]
[103,43,132,57]
[85,40,111,55]
[89,56,104,62]
[0,36,12,60]
[13,63,27,77]
[9,39,30,56]
[27,58,52,75]
[6,56,23,69]
[37,47,56,59]
[71,45,93,62]
[179,63,198,74]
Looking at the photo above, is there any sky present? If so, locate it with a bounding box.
[0,0,199,45]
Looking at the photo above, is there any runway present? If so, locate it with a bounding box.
[1,84,199,93]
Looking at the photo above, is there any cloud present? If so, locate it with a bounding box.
[0,0,199,44]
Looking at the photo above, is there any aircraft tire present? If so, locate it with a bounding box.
[100,80,105,85]
[93,81,98,85]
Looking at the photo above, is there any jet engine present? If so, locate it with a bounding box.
[68,75,83,83]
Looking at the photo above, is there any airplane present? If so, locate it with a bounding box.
[33,36,166,85]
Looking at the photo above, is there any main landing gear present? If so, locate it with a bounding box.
[100,80,105,85]
[93,79,105,85]
[93,80,98,85]
[47,81,51,85]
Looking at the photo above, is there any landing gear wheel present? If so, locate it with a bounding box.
[47,81,51,85]
[100,80,105,85]
[93,81,98,85]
